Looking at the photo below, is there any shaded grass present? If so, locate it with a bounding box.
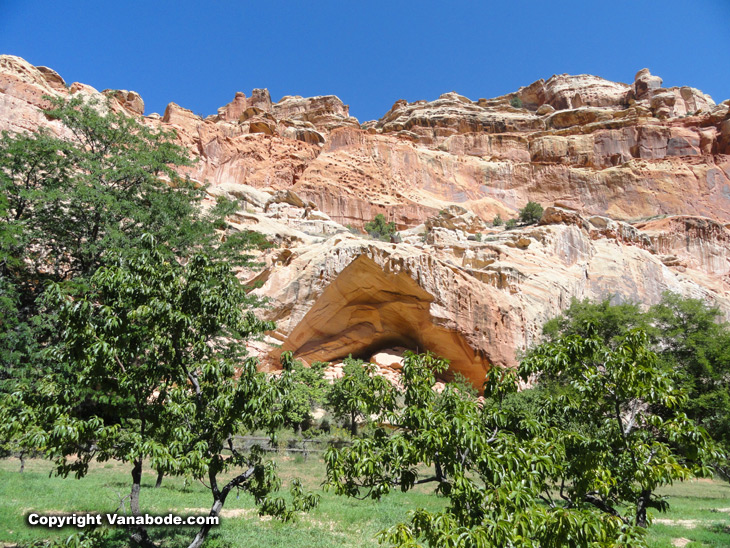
[1,458,728,547]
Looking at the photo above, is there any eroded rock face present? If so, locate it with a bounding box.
[104,89,144,115]
[0,55,66,134]
[636,216,730,279]
[376,91,544,145]
[2,55,730,386]
[249,209,730,388]
[541,74,631,110]
[4,55,730,227]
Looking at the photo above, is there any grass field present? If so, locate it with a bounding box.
[1,456,728,547]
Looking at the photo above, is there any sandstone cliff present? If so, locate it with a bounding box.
[2,55,729,384]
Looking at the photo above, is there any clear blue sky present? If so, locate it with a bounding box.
[2,0,729,122]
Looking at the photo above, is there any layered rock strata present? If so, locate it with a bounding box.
[2,55,730,384]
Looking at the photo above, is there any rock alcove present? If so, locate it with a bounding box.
[279,254,491,386]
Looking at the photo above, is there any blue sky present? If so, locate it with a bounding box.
[2,1,729,122]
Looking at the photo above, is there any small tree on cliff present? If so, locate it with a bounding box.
[365,213,397,241]
[519,201,544,224]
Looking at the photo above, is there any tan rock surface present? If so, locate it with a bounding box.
[104,89,145,115]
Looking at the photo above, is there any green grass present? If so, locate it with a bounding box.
[647,479,730,548]
[0,456,442,547]
[1,458,728,547]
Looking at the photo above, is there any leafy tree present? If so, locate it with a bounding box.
[519,201,544,224]
[0,95,200,282]
[521,324,719,528]
[326,351,647,547]
[505,217,517,229]
[0,92,273,412]
[278,351,329,432]
[543,294,730,480]
[542,297,649,347]
[0,93,269,305]
[0,276,39,467]
[0,94,264,402]
[326,356,395,436]
[364,213,397,241]
[492,214,503,226]
[0,277,35,389]
[649,293,730,479]
[0,237,316,548]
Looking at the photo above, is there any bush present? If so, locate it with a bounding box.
[519,201,544,224]
[510,96,523,108]
[492,214,503,226]
[505,218,517,229]
[364,214,397,241]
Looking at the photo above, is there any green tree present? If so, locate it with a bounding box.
[0,92,272,406]
[0,95,200,281]
[519,201,544,224]
[521,324,719,528]
[649,293,730,479]
[542,297,649,347]
[0,238,316,548]
[0,94,274,485]
[505,217,517,229]
[326,356,395,436]
[542,294,730,480]
[0,93,267,294]
[326,351,646,547]
[0,94,246,398]
[278,351,329,432]
[492,213,503,226]
[364,213,397,241]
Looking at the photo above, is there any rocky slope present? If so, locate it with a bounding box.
[2,55,730,384]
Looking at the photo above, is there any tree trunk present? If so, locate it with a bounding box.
[187,499,224,548]
[130,459,143,515]
[128,459,159,548]
[350,410,357,437]
[19,451,25,473]
[186,466,255,548]
[635,488,651,527]
[155,468,164,488]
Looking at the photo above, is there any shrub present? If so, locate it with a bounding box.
[510,96,523,108]
[519,201,544,224]
[505,218,517,229]
[364,213,397,241]
[492,214,503,226]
